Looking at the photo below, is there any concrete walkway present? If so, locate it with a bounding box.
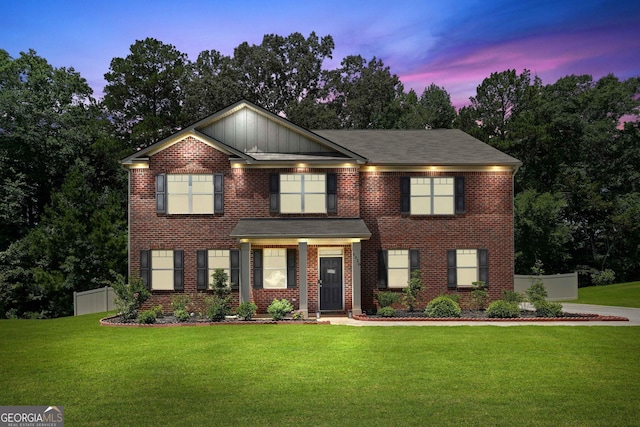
[321,303,640,326]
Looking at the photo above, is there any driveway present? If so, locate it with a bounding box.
[323,303,640,326]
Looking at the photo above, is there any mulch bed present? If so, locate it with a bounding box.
[100,314,328,327]
[355,309,628,322]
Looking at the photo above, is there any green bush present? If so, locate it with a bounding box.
[402,270,423,311]
[205,295,230,322]
[375,291,401,308]
[291,310,304,320]
[151,305,164,318]
[438,293,461,304]
[235,301,257,321]
[137,309,157,324]
[486,300,521,318]
[471,281,489,311]
[171,294,191,313]
[591,269,616,286]
[534,301,563,317]
[425,296,461,318]
[173,308,190,322]
[267,299,294,321]
[526,282,548,304]
[502,290,524,304]
[110,273,151,320]
[377,306,396,317]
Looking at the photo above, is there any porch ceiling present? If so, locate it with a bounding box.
[230,218,371,241]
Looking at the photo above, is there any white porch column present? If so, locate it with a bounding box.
[239,242,251,303]
[351,241,362,315]
[298,241,308,318]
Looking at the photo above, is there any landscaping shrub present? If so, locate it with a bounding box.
[402,270,423,311]
[425,296,461,318]
[502,290,524,304]
[173,309,190,322]
[267,299,293,320]
[534,300,563,317]
[205,295,230,322]
[171,294,191,313]
[137,309,157,324]
[377,306,395,317]
[591,269,616,286]
[110,273,150,320]
[291,310,305,320]
[235,301,257,321]
[151,305,164,318]
[471,281,489,311]
[375,291,400,308]
[526,282,548,305]
[438,293,461,304]
[486,300,521,318]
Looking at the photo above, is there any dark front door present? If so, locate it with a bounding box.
[320,257,342,311]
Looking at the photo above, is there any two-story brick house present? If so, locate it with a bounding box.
[121,100,521,316]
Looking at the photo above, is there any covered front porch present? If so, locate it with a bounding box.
[230,218,371,317]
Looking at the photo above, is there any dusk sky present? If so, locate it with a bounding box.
[2,0,639,108]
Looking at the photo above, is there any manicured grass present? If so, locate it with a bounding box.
[1,314,639,426]
[568,281,640,308]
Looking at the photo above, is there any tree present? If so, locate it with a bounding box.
[419,83,456,128]
[325,55,403,128]
[103,38,188,149]
[461,69,540,149]
[182,49,242,121]
[0,49,97,250]
[514,190,573,274]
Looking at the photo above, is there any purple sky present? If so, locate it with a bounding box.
[1,0,639,108]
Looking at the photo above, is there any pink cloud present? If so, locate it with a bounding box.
[400,25,640,108]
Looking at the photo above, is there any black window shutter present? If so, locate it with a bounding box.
[173,250,184,290]
[378,250,388,289]
[326,173,337,214]
[156,174,166,214]
[214,174,224,214]
[447,250,457,289]
[253,249,263,289]
[409,249,420,274]
[478,249,489,286]
[269,174,280,213]
[230,249,240,290]
[400,177,410,214]
[140,250,151,290]
[196,250,208,291]
[286,248,297,288]
[455,176,465,214]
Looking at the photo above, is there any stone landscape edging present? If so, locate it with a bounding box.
[352,313,629,322]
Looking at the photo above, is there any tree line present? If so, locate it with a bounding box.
[1,32,638,318]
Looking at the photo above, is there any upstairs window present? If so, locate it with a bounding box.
[401,176,465,215]
[270,173,337,214]
[156,174,223,214]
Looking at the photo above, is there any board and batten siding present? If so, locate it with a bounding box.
[199,107,331,154]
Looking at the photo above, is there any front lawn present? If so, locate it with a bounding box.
[569,281,640,308]
[1,313,639,426]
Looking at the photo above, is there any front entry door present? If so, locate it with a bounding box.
[320,257,342,311]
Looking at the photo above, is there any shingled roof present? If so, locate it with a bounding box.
[313,129,521,167]
[230,218,371,240]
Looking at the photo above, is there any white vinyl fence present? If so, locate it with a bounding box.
[74,286,115,316]
[514,272,578,301]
